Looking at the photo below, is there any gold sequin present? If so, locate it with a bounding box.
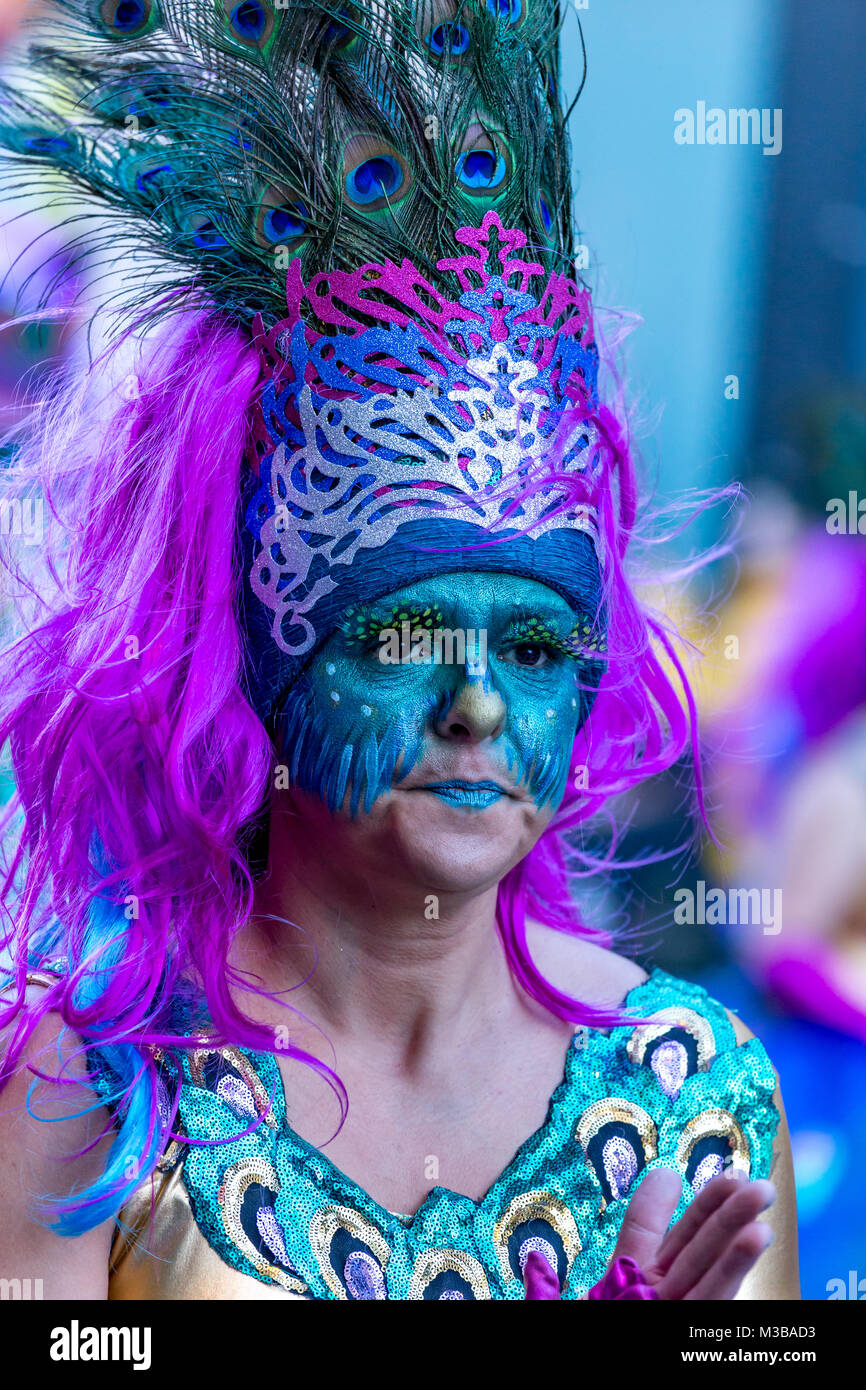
[309,1203,392,1300]
[675,1107,751,1182]
[575,1097,659,1210]
[575,1096,659,1154]
[492,1189,581,1285]
[190,1045,278,1129]
[408,1247,491,1300]
[218,1156,308,1294]
[626,1007,716,1070]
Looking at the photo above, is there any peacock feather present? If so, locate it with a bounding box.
[0,0,585,332]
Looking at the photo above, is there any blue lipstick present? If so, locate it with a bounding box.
[420,779,507,809]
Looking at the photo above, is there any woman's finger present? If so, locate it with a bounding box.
[654,1172,746,1274]
[612,1166,682,1270]
[659,1179,776,1300]
[684,1222,775,1301]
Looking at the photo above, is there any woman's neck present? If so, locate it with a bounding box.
[235,810,528,1066]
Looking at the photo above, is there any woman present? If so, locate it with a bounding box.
[0,0,797,1299]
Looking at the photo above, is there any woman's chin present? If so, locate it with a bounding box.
[383,787,543,891]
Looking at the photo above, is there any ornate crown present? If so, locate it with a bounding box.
[245,213,604,656]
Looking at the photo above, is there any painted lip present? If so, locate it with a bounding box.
[416,779,510,809]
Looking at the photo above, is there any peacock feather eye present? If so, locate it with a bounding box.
[415,1,472,63]
[98,0,159,38]
[318,4,359,50]
[457,148,504,190]
[455,121,511,198]
[538,192,554,236]
[220,0,275,50]
[263,203,307,243]
[185,211,229,251]
[485,0,525,26]
[348,156,402,202]
[255,186,309,251]
[426,20,471,57]
[23,133,73,155]
[118,80,172,129]
[129,156,175,198]
[343,136,412,213]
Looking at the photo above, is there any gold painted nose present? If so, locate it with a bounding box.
[436,680,506,741]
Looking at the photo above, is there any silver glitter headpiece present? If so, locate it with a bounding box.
[245,213,604,657]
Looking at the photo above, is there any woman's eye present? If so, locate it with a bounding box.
[500,643,552,668]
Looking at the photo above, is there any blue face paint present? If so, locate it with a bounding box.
[276,571,606,817]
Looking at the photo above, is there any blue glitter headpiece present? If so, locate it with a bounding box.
[241,214,607,719]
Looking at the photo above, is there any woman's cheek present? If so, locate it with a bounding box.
[499,668,583,807]
[279,657,439,814]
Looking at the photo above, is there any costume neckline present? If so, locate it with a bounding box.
[254,965,660,1230]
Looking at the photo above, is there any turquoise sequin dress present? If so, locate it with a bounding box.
[87,967,780,1300]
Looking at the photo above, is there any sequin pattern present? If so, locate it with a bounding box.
[86,968,780,1300]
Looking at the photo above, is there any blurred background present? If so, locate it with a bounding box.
[1,0,864,1299]
[563,0,866,1299]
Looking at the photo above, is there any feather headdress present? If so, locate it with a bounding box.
[0,1,610,716]
[0,0,582,324]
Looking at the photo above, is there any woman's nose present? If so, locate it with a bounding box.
[435,674,506,742]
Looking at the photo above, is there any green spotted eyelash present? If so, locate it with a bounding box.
[502,614,608,658]
[340,603,446,650]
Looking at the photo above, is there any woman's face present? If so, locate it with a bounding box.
[274,570,601,895]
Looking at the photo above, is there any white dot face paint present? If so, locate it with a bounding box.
[277,571,605,819]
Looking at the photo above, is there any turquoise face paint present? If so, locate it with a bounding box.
[276,571,605,817]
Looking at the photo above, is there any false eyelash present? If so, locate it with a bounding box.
[339,602,446,650]
[567,615,608,657]
[498,616,576,660]
[501,613,608,658]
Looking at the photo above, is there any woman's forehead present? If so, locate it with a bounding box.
[348,571,588,622]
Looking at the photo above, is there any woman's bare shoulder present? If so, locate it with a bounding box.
[524,921,648,1009]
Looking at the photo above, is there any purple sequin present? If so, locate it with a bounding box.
[518,1235,558,1275]
[256,1206,291,1267]
[602,1135,639,1200]
[344,1250,387,1300]
[650,1039,689,1100]
[692,1153,726,1194]
[215,1074,258,1120]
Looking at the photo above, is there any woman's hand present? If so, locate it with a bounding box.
[611,1167,776,1300]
